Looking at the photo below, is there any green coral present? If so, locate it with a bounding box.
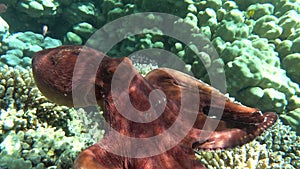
[190,0,300,132]
[136,0,192,17]
[63,2,96,25]
[63,32,83,45]
[282,53,300,84]
[253,15,283,40]
[276,39,293,59]
[0,22,61,67]
[16,0,59,18]
[214,20,250,42]
[278,10,300,39]
[72,22,97,40]
[221,37,300,130]
[246,3,274,20]
[281,108,300,133]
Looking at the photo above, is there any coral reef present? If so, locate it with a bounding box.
[184,0,300,133]
[0,116,84,169]
[0,0,134,42]
[0,18,61,67]
[0,21,100,167]
[0,65,96,168]
[0,65,80,131]
[0,0,299,168]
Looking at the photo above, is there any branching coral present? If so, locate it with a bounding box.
[0,106,92,169]
[0,65,95,168]
[0,65,74,131]
[196,140,270,169]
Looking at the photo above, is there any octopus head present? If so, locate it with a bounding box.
[32,45,130,107]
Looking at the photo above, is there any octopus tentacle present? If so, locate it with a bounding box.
[145,68,265,124]
[191,112,277,149]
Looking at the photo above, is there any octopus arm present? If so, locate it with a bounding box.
[145,68,277,150]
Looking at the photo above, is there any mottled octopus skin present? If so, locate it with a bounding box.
[32,45,277,169]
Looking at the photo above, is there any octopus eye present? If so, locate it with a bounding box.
[202,106,210,115]
[100,70,114,81]
[161,76,179,85]
[51,54,61,65]
[171,79,179,85]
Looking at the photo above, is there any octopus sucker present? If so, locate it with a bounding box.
[32,45,277,169]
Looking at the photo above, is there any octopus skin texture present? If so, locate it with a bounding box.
[32,45,277,169]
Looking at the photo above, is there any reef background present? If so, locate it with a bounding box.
[0,0,299,168]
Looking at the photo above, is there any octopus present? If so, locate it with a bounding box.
[32,45,277,169]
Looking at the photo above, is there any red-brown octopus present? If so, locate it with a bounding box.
[32,45,277,169]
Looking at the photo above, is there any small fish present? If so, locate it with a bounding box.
[42,25,48,37]
[0,4,8,14]
[246,9,255,18]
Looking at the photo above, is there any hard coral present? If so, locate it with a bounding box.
[0,64,92,168]
[191,0,300,134]
[0,65,73,131]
